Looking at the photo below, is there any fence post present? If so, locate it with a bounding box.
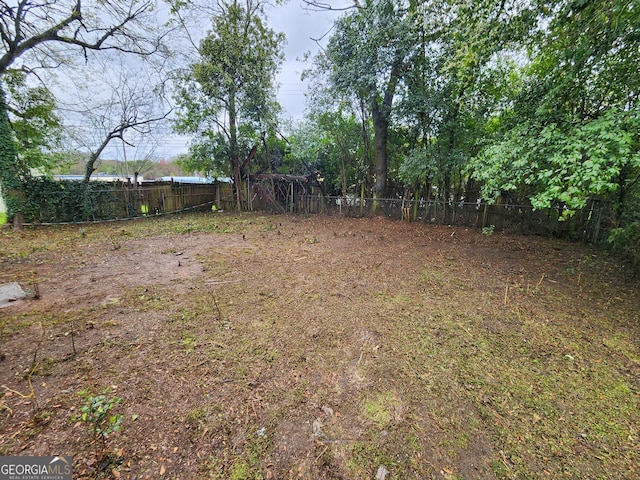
[482,203,489,228]
[593,205,602,243]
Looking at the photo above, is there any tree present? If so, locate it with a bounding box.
[173,0,285,210]
[316,108,362,197]
[471,0,640,218]
[0,0,162,73]
[62,56,172,182]
[412,0,536,213]
[0,84,20,221]
[321,0,416,200]
[0,0,165,221]
[2,69,65,175]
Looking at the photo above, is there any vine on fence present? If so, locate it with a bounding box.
[0,85,22,221]
[16,178,119,223]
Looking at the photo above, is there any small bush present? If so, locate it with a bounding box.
[72,388,123,446]
[607,222,640,269]
[482,224,495,236]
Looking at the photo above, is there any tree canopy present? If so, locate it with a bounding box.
[471,0,640,218]
[321,0,416,199]
[304,1,638,206]
[173,0,285,208]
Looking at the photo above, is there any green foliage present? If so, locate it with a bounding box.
[173,0,284,179]
[322,0,416,197]
[0,74,66,221]
[0,83,21,219]
[174,136,230,178]
[0,0,166,221]
[471,0,640,212]
[474,107,640,214]
[72,389,123,445]
[398,146,435,188]
[317,110,363,195]
[530,0,640,120]
[482,224,495,236]
[286,119,330,175]
[16,178,119,223]
[288,111,364,196]
[3,71,65,175]
[607,223,640,268]
[0,90,16,177]
[306,0,532,200]
[325,0,415,101]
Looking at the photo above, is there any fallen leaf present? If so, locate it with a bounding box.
[112,469,120,478]
[160,465,165,475]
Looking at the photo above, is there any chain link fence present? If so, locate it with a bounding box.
[273,193,610,243]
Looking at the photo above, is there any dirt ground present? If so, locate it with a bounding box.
[1,212,638,479]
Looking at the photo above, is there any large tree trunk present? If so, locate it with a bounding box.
[371,99,389,200]
[370,63,401,206]
[84,152,99,183]
[228,93,243,211]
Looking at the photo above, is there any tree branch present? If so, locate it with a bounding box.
[301,1,359,12]
[83,109,172,182]
[0,0,157,74]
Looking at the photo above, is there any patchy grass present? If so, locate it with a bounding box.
[0,212,638,479]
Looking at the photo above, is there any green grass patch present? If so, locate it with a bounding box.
[362,391,403,428]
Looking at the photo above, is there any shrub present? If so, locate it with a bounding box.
[72,388,124,447]
[607,222,640,269]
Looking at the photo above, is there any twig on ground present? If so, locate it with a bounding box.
[314,446,328,463]
[205,279,243,285]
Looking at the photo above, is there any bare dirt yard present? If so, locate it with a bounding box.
[1,212,638,479]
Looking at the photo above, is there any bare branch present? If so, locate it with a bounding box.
[301,1,359,12]
[0,0,161,75]
[83,108,172,181]
[310,22,335,52]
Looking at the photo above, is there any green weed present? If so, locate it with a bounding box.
[72,388,124,447]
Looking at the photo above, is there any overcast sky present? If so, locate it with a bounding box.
[269,1,349,121]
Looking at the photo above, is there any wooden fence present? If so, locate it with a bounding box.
[33,181,234,223]
[99,181,236,219]
[33,179,609,243]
